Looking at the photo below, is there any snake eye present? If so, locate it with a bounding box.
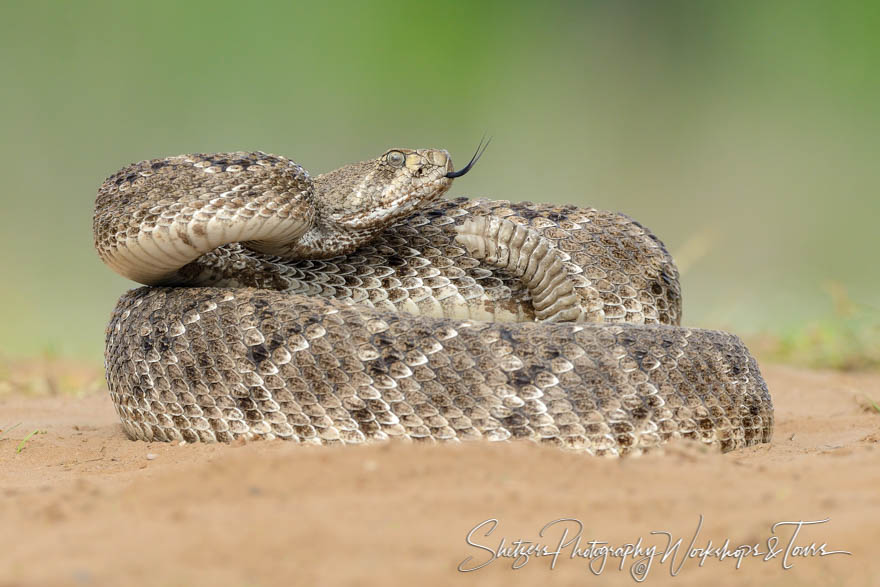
[386,150,405,167]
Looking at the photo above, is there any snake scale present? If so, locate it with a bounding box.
[93,146,773,456]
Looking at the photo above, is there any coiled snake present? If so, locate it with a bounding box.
[93,146,772,456]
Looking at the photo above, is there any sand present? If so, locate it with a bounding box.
[1,364,878,586]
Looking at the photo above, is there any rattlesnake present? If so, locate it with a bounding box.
[93,146,772,456]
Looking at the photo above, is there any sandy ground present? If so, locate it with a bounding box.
[1,364,878,587]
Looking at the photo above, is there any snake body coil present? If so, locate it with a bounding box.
[94,148,772,456]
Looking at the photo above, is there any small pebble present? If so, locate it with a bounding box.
[178,440,187,446]
[146,453,158,460]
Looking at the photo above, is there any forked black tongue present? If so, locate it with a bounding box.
[446,136,492,178]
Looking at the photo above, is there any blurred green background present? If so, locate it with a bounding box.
[1,1,877,365]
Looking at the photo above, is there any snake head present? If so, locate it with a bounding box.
[314,148,455,231]
[280,142,488,259]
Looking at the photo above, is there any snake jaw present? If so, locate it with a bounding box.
[317,148,454,231]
